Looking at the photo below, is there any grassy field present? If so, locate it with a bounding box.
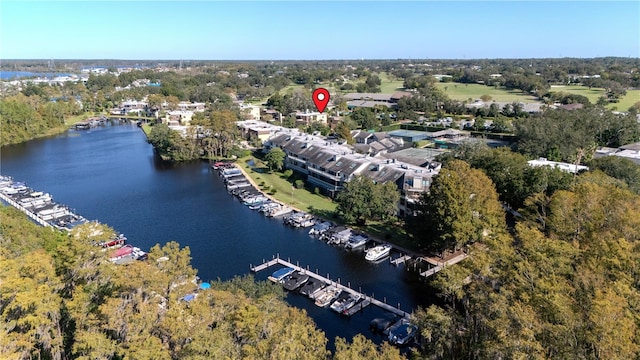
[378,72,405,94]
[547,85,639,111]
[239,156,337,214]
[548,85,606,104]
[434,82,539,103]
[612,89,640,111]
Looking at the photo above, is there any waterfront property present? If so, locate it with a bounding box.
[242,120,440,216]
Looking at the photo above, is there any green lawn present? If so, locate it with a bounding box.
[64,113,97,126]
[434,82,539,103]
[609,89,640,111]
[548,85,606,104]
[239,157,337,214]
[546,85,639,111]
[378,72,405,94]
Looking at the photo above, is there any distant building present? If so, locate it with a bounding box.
[344,92,412,110]
[164,110,195,126]
[527,158,589,173]
[594,142,640,165]
[239,103,261,120]
[294,110,328,125]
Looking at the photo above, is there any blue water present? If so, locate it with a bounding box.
[0,122,435,349]
[0,71,74,80]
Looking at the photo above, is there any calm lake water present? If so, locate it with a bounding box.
[0,122,435,348]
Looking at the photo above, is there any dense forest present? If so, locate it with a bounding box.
[408,160,640,359]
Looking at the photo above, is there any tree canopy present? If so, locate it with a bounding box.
[335,175,400,225]
[411,160,505,252]
[265,147,286,172]
[411,170,640,359]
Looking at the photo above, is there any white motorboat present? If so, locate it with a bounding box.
[314,285,342,307]
[365,244,392,261]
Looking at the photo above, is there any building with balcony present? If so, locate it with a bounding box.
[258,121,440,216]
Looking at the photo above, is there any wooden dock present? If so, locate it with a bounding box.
[251,256,410,319]
[390,255,411,265]
[419,252,468,278]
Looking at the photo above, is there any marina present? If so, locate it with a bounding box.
[1,124,436,348]
[0,174,148,263]
[251,255,411,320]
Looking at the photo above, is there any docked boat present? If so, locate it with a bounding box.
[330,293,361,314]
[19,191,53,208]
[344,234,368,249]
[298,278,326,298]
[309,221,332,236]
[282,271,309,291]
[268,266,295,283]
[314,285,342,307]
[243,195,268,206]
[259,202,279,214]
[109,244,148,264]
[284,212,316,228]
[328,228,352,245]
[0,181,28,195]
[266,204,293,218]
[37,205,70,221]
[387,321,418,346]
[365,244,392,261]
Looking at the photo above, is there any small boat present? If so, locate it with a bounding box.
[267,205,293,218]
[340,294,362,314]
[387,321,418,346]
[309,221,332,235]
[344,234,368,249]
[243,196,268,206]
[328,228,352,245]
[365,245,392,261]
[109,244,148,264]
[314,285,342,307]
[299,279,326,298]
[268,267,295,283]
[330,293,360,313]
[282,271,309,291]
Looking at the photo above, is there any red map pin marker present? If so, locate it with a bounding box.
[312,88,330,113]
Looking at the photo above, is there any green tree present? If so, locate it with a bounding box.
[265,147,286,172]
[350,107,379,130]
[413,160,504,252]
[589,156,640,194]
[335,175,399,225]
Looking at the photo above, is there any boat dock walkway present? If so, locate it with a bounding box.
[0,192,52,228]
[251,255,411,319]
[419,252,468,278]
[390,255,411,265]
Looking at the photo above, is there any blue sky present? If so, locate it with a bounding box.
[1,1,638,60]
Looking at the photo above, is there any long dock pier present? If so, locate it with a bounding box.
[251,255,411,319]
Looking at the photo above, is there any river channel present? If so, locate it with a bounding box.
[0,121,436,348]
